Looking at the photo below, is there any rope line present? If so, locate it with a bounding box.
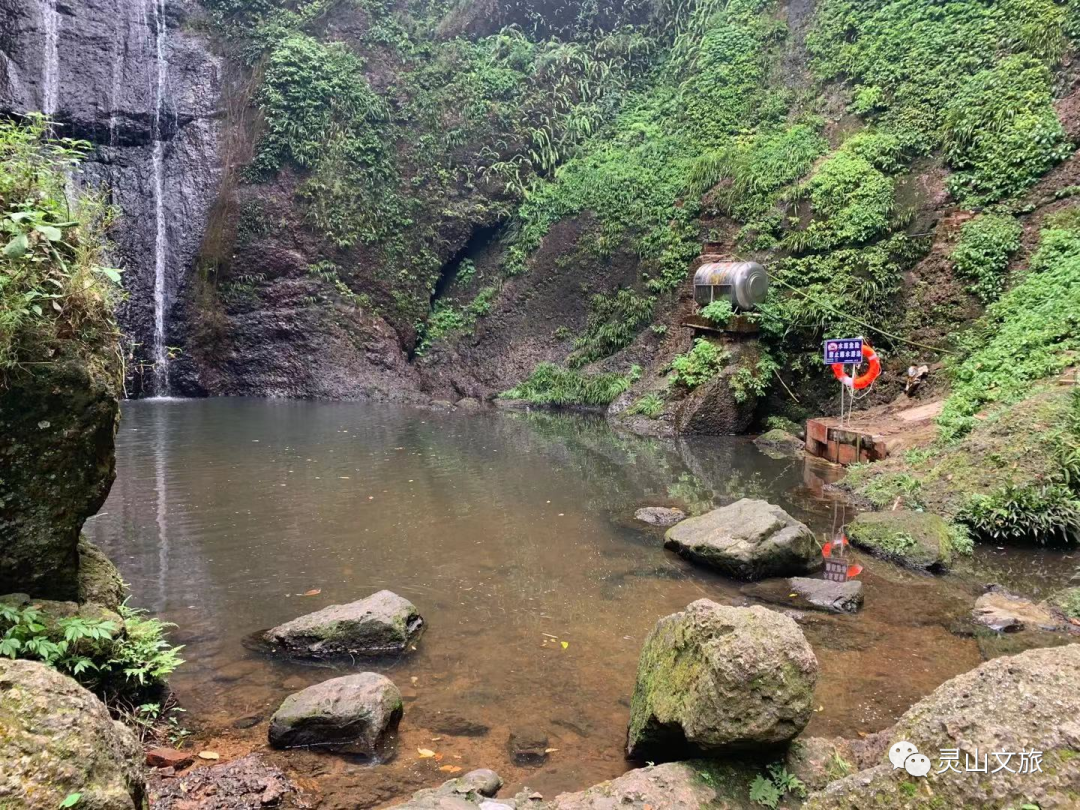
[761,269,955,356]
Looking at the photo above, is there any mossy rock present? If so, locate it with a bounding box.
[0,658,144,808]
[626,599,818,760]
[77,538,126,612]
[0,351,121,601]
[845,511,956,572]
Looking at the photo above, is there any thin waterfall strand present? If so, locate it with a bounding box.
[41,0,60,116]
[150,0,170,395]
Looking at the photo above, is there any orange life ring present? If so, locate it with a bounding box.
[832,343,880,390]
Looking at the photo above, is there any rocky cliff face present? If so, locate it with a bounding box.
[0,0,222,397]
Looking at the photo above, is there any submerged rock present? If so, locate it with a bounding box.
[845,511,956,572]
[805,645,1080,808]
[413,706,490,737]
[268,672,403,755]
[663,498,820,580]
[147,754,307,809]
[0,659,144,809]
[742,576,864,614]
[634,506,686,527]
[508,725,549,766]
[626,599,818,759]
[264,590,423,659]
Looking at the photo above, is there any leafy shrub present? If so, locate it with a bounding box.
[0,116,121,371]
[699,299,732,326]
[0,601,183,698]
[960,483,1080,545]
[502,363,640,406]
[628,391,665,418]
[951,214,1023,303]
[750,764,807,808]
[671,338,728,389]
[728,352,779,403]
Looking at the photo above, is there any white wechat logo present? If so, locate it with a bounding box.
[889,741,930,777]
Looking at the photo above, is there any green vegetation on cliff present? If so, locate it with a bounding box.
[0,116,122,373]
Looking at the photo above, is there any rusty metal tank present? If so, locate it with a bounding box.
[694,260,768,311]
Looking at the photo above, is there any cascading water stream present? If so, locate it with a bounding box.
[41,0,60,116]
[149,0,171,396]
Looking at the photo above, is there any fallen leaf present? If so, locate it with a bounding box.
[303,589,321,597]
[814,705,824,712]
[430,737,442,742]
[788,593,798,598]
[545,748,559,753]
[439,765,463,773]
[560,641,569,649]
[197,751,220,760]
[417,748,436,758]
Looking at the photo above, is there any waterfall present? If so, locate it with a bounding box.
[41,0,60,116]
[149,0,171,396]
[108,15,126,146]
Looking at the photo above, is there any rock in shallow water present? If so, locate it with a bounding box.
[845,511,956,572]
[742,576,864,614]
[268,672,403,755]
[972,586,1069,632]
[663,498,820,580]
[508,725,550,766]
[633,506,686,527]
[264,589,423,660]
[626,599,818,759]
[0,659,144,809]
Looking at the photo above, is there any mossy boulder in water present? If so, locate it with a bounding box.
[0,353,120,601]
[664,498,821,580]
[805,645,1080,809]
[626,599,818,759]
[845,511,957,572]
[264,589,423,659]
[268,672,403,755]
[0,658,144,809]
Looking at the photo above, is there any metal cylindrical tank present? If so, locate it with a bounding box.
[694,261,768,311]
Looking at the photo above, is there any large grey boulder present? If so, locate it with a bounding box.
[268,672,403,755]
[664,499,820,580]
[805,645,1080,809]
[626,599,818,759]
[0,659,144,809]
[264,590,423,659]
